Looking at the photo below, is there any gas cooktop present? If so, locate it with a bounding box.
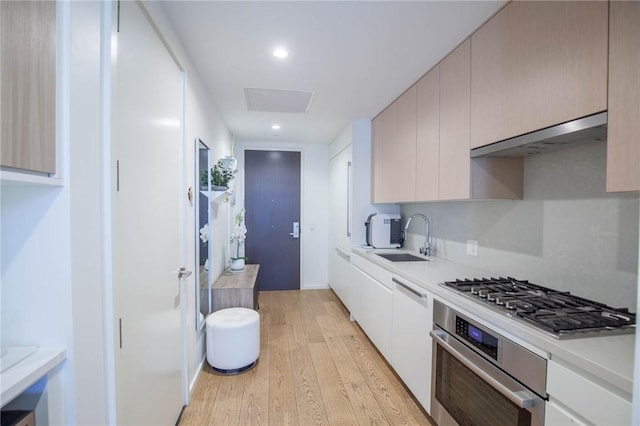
[441,277,636,339]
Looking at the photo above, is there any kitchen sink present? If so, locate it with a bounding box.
[375,253,428,262]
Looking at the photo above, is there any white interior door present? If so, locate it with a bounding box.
[112,2,184,424]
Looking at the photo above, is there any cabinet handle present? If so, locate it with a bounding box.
[346,161,352,238]
[336,248,351,261]
[393,278,427,300]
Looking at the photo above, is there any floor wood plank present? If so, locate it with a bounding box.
[345,333,425,425]
[179,289,433,426]
[238,309,270,425]
[289,342,330,425]
[269,324,299,425]
[208,372,244,425]
[308,342,359,425]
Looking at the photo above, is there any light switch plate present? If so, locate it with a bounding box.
[466,239,478,256]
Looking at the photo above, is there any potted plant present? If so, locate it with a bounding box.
[211,161,234,191]
[199,169,209,190]
[230,208,247,271]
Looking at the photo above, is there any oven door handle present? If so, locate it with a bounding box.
[430,329,540,409]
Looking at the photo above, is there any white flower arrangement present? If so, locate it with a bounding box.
[231,208,247,260]
[199,223,209,244]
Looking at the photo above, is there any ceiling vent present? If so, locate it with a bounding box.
[244,88,314,113]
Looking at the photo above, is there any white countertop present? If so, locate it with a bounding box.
[1,346,67,407]
[352,247,635,395]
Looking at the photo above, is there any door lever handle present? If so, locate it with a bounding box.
[177,267,192,278]
[290,222,300,239]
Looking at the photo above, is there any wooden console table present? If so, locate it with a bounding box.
[211,264,259,312]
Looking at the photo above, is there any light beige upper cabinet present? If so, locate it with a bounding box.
[470,1,608,149]
[440,39,523,201]
[392,85,417,203]
[607,1,640,192]
[371,113,384,203]
[371,101,397,203]
[371,86,417,204]
[439,40,472,200]
[1,1,57,174]
[415,67,439,201]
[372,39,522,203]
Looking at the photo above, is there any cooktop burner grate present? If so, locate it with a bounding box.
[441,277,636,338]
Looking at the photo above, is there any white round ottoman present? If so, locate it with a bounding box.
[206,307,260,374]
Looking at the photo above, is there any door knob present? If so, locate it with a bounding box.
[177,267,192,278]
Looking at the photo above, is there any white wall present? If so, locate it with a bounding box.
[401,140,639,308]
[328,123,352,159]
[67,1,110,424]
[233,142,330,289]
[1,186,75,425]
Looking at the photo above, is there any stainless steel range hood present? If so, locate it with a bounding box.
[470,112,608,158]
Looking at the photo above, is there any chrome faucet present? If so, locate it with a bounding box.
[404,213,432,256]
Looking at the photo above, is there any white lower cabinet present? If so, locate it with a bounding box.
[391,277,432,412]
[351,254,434,413]
[545,401,585,426]
[329,248,352,312]
[545,359,631,426]
[351,257,393,360]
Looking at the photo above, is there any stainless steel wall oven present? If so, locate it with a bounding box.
[430,300,547,426]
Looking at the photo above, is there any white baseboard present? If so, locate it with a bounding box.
[189,354,207,395]
[301,283,330,290]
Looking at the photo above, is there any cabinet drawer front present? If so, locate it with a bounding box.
[391,282,432,411]
[354,266,392,360]
[351,255,392,289]
[545,401,585,426]
[547,360,631,426]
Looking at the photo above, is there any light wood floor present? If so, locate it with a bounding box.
[179,289,434,425]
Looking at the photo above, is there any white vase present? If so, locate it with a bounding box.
[230,258,245,271]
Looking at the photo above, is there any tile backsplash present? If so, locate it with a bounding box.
[402,140,639,308]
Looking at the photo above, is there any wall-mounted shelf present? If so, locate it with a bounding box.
[200,189,233,204]
[1,170,64,187]
[1,346,66,407]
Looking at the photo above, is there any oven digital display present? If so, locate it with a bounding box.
[455,316,499,360]
[467,325,483,343]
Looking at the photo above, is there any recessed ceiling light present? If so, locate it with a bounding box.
[273,48,288,59]
[272,124,281,130]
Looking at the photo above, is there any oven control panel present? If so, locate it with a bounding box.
[455,316,500,361]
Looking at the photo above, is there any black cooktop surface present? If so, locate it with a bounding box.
[441,277,636,338]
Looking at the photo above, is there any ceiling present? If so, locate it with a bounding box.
[160,1,505,145]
